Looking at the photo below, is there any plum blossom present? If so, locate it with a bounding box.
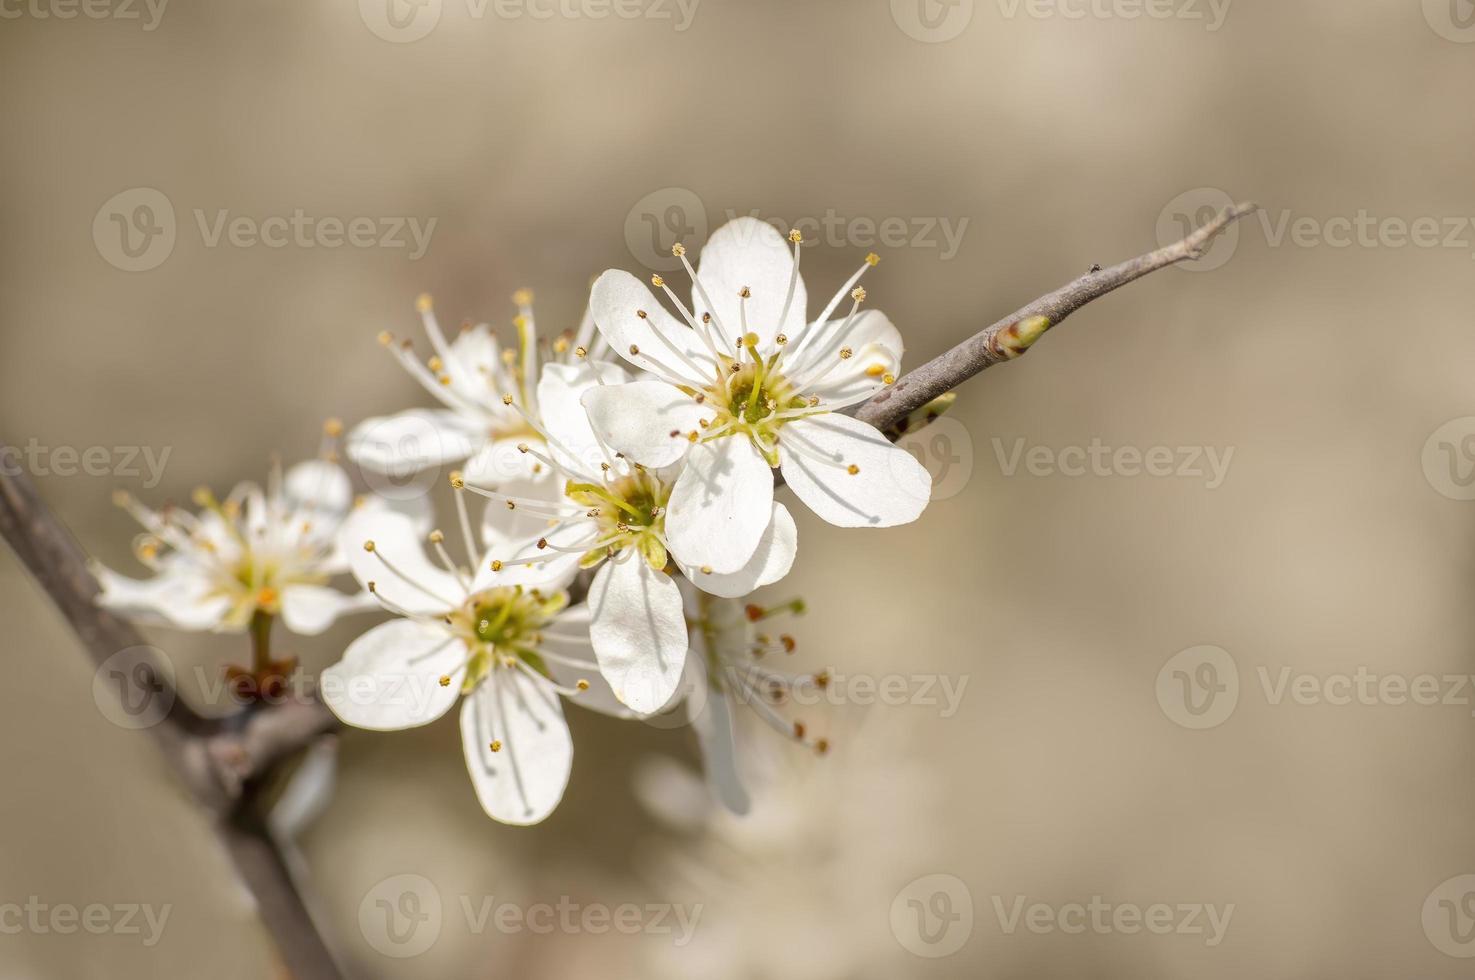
[583,217,933,575]
[348,290,600,493]
[321,498,629,825]
[454,357,796,714]
[94,423,374,636]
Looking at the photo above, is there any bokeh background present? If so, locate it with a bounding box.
[5,0,1475,976]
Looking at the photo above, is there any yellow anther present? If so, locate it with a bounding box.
[489,740,502,752]
[576,679,590,691]
[636,310,649,319]
[256,587,279,609]
[651,274,665,288]
[367,581,377,593]
[687,431,699,443]
[574,346,588,358]
[552,336,569,354]
[699,565,713,575]
[512,288,534,306]
[839,347,854,359]
[788,229,803,244]
[490,559,503,571]
[439,675,451,687]
[363,540,376,552]
[671,242,686,257]
[847,464,860,475]
[377,330,394,346]
[415,293,433,313]
[428,530,444,544]
[323,417,344,437]
[852,286,867,302]
[775,333,788,345]
[865,364,885,377]
[517,442,530,453]
[536,537,549,549]
[501,393,514,405]
[743,332,759,348]
[449,470,465,489]
[882,373,896,385]
[739,286,751,298]
[512,314,528,331]
[112,489,131,507]
[629,344,640,356]
[505,500,517,510]
[427,356,443,372]
[865,252,880,267]
[191,486,215,508]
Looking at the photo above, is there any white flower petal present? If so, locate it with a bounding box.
[473,520,594,592]
[684,653,750,815]
[283,459,353,515]
[679,502,797,599]
[590,270,716,387]
[347,408,480,475]
[279,584,370,636]
[538,604,637,719]
[537,360,631,475]
[581,380,711,468]
[460,670,573,825]
[94,563,231,631]
[479,467,567,551]
[792,310,904,408]
[587,556,687,714]
[341,508,464,615]
[693,216,807,350]
[462,437,547,489]
[778,413,932,527]
[320,619,465,731]
[665,435,774,574]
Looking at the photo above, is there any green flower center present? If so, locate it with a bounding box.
[565,470,671,572]
[450,586,566,691]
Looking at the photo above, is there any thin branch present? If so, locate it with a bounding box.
[855,202,1258,434]
[0,460,345,980]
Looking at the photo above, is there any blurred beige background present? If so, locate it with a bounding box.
[5,0,1475,976]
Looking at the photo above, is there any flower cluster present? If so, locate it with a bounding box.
[97,217,934,824]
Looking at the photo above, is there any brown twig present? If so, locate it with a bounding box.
[0,462,345,980]
[856,202,1258,434]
